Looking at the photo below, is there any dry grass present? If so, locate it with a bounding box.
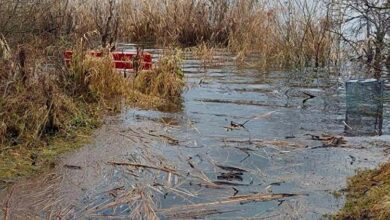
[0,43,86,148]
[67,46,132,111]
[103,186,158,220]
[117,0,335,69]
[0,40,99,180]
[191,42,217,69]
[0,35,185,181]
[133,49,184,103]
[334,163,390,220]
[1,0,338,70]
[119,0,223,46]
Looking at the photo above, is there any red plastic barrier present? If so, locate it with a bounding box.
[64,50,153,71]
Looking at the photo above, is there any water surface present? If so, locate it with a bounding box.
[0,51,389,219]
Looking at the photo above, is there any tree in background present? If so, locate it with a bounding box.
[331,0,390,79]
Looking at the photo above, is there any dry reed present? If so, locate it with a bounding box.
[133,49,184,103]
[0,0,339,70]
[0,34,184,180]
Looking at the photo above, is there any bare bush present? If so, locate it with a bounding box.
[331,0,390,78]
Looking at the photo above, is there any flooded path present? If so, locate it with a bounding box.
[1,51,389,219]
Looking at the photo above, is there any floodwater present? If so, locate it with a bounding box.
[1,51,389,219]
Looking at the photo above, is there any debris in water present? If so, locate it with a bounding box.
[230,120,250,129]
[106,186,125,198]
[224,111,276,131]
[187,157,195,168]
[223,138,306,148]
[224,121,246,131]
[302,92,316,105]
[217,172,244,182]
[343,121,353,130]
[216,164,248,173]
[349,155,356,165]
[233,187,239,196]
[159,193,300,218]
[269,181,285,186]
[212,181,251,186]
[63,164,82,170]
[196,182,225,189]
[321,135,347,147]
[235,147,255,162]
[277,199,285,206]
[147,132,180,145]
[265,185,273,193]
[305,134,321,140]
[308,134,348,148]
[162,208,238,219]
[107,161,180,175]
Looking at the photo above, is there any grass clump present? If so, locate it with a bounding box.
[192,42,217,69]
[334,163,390,220]
[133,49,184,107]
[67,47,132,111]
[0,43,104,181]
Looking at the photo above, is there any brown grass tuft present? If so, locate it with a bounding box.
[67,46,131,110]
[334,163,390,220]
[133,49,184,102]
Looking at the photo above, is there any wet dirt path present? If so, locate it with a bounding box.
[1,52,389,219]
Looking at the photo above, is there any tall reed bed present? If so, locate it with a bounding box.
[118,0,336,69]
[1,0,339,70]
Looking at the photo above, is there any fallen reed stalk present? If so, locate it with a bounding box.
[107,161,180,175]
[159,193,300,218]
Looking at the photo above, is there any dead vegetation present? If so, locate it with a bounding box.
[89,186,159,220]
[334,163,390,220]
[306,134,349,148]
[95,138,302,219]
[222,138,307,149]
[0,0,389,218]
[0,34,184,181]
[160,193,299,218]
[0,0,362,71]
[1,0,388,73]
[133,50,184,103]
[67,45,132,109]
[119,0,338,70]
[107,161,180,176]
